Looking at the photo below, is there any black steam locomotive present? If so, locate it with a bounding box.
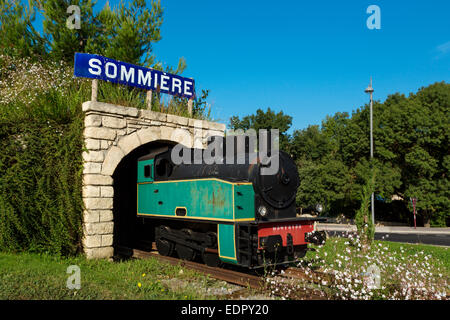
[136,136,326,268]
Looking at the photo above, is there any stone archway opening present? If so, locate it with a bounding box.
[112,140,176,255]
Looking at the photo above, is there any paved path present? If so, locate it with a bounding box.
[317,223,450,246]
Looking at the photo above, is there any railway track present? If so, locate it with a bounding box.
[119,246,449,300]
[284,267,335,285]
[124,246,329,299]
[132,248,266,290]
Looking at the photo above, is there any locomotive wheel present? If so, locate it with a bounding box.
[155,226,175,256]
[202,252,222,268]
[156,237,174,256]
[175,244,196,261]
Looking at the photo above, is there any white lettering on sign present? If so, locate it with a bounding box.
[172,78,182,94]
[138,69,152,86]
[105,62,117,78]
[160,74,170,91]
[184,81,193,96]
[80,55,195,98]
[88,58,102,75]
[272,224,302,231]
[120,65,135,83]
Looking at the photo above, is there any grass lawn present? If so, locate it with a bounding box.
[0,238,448,300]
[0,252,239,300]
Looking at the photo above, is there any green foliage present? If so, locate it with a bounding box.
[292,82,449,226]
[36,0,165,66]
[355,167,376,244]
[0,0,46,58]
[0,50,211,255]
[0,0,214,255]
[0,0,211,119]
[296,157,351,214]
[231,83,449,226]
[0,87,86,255]
[3,0,163,66]
[93,0,163,66]
[229,108,293,152]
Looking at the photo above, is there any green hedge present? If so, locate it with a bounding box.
[0,87,86,255]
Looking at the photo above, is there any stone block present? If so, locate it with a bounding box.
[136,127,160,145]
[83,210,100,223]
[167,114,189,126]
[82,185,100,198]
[83,174,113,186]
[85,138,100,150]
[82,150,104,163]
[83,162,102,174]
[100,140,110,149]
[85,246,114,259]
[161,126,175,140]
[170,127,192,148]
[188,118,204,128]
[84,127,116,140]
[203,120,226,132]
[82,101,139,117]
[140,109,167,122]
[100,186,114,198]
[83,197,113,210]
[83,235,101,248]
[85,221,114,235]
[101,146,124,176]
[84,114,102,127]
[102,116,127,129]
[99,210,113,222]
[117,133,141,156]
[101,234,113,247]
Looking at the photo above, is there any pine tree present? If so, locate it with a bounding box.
[0,0,46,58]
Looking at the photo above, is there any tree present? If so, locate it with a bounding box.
[0,0,46,58]
[290,125,331,161]
[1,0,180,69]
[362,83,449,226]
[35,0,165,66]
[229,108,293,152]
[88,0,164,66]
[291,82,449,226]
[296,156,351,214]
[355,167,376,246]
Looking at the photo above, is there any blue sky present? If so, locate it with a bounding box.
[31,0,450,130]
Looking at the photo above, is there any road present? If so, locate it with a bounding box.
[316,223,450,247]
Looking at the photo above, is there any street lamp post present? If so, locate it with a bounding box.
[365,77,375,225]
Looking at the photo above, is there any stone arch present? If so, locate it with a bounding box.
[81,101,225,259]
[101,127,193,177]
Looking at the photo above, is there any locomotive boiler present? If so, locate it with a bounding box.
[136,136,326,268]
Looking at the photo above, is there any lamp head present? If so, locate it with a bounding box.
[365,77,374,93]
[365,85,374,93]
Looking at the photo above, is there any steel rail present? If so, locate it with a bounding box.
[124,246,329,299]
[132,249,266,290]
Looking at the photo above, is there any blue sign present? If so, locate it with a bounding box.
[74,53,195,99]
